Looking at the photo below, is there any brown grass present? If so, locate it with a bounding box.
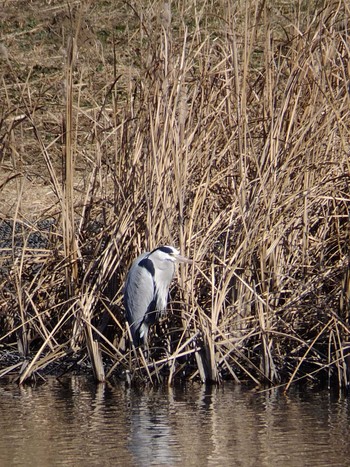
[1,0,350,390]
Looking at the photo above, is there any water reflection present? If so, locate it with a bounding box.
[127,388,179,465]
[0,378,350,466]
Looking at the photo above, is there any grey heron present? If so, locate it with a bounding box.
[124,246,192,348]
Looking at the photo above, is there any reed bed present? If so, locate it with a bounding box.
[1,0,350,389]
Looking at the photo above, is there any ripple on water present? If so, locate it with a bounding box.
[0,378,349,467]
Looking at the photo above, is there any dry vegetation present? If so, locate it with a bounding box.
[1,0,350,389]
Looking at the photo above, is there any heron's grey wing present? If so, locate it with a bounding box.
[124,254,156,344]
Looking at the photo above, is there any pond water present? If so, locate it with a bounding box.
[0,377,349,466]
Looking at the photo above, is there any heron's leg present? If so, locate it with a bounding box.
[139,323,150,357]
[141,334,150,360]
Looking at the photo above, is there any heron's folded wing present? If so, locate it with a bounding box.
[124,256,155,334]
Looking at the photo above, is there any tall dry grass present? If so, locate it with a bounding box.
[0,0,350,389]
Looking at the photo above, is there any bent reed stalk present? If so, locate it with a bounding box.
[0,0,350,390]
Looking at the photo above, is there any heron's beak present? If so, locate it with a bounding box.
[176,254,193,264]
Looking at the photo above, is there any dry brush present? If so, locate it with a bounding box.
[0,0,350,389]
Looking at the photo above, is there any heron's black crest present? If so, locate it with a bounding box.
[139,257,155,276]
[156,246,174,255]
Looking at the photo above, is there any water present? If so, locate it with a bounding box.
[0,377,349,466]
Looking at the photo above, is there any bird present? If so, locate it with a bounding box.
[124,246,192,348]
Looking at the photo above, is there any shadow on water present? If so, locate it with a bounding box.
[0,377,350,466]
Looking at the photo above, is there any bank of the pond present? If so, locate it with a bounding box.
[1,1,350,390]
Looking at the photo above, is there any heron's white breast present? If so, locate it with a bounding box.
[154,262,175,311]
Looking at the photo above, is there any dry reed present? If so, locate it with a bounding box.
[0,0,350,390]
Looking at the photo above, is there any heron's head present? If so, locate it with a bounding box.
[150,246,193,264]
